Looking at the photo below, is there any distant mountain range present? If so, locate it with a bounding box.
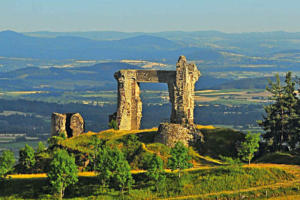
[2,30,300,62]
[0,30,225,62]
[23,30,300,56]
[1,30,300,92]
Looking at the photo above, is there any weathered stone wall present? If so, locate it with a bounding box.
[51,112,85,138]
[171,55,201,125]
[69,113,85,137]
[113,56,201,131]
[51,112,67,137]
[114,70,142,130]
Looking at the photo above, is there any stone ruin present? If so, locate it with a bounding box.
[51,112,85,138]
[112,55,203,146]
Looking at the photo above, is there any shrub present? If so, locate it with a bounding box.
[0,150,15,179]
[108,119,118,130]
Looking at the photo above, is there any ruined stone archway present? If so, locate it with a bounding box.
[113,56,201,130]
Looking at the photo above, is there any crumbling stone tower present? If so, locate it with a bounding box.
[113,55,201,131]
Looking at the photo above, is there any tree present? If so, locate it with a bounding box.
[121,134,141,162]
[18,144,36,173]
[36,141,46,154]
[47,149,78,199]
[0,150,15,179]
[95,146,133,192]
[168,142,192,177]
[146,154,166,191]
[258,72,298,151]
[238,133,260,165]
[88,136,106,171]
[112,156,134,193]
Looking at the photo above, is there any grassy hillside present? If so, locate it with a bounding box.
[58,126,222,169]
[1,165,296,200]
[4,126,300,199]
[256,152,300,165]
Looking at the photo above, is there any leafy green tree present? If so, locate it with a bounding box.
[47,149,78,199]
[168,142,192,177]
[258,72,298,151]
[0,150,15,179]
[88,136,106,171]
[113,156,134,193]
[95,146,133,192]
[146,154,166,191]
[238,133,261,165]
[18,144,36,173]
[36,141,46,153]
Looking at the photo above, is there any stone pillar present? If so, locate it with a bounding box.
[114,70,142,130]
[170,55,201,126]
[69,113,85,137]
[51,113,67,137]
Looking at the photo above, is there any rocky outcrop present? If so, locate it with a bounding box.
[155,123,193,147]
[113,56,201,130]
[156,123,203,147]
[51,112,85,138]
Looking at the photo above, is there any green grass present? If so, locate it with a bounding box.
[256,152,300,165]
[59,128,158,154]
[0,167,294,199]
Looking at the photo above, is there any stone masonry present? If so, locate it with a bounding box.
[51,112,85,138]
[113,55,201,130]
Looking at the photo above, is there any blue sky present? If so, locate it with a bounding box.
[1,0,300,32]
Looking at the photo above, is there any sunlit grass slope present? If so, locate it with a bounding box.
[2,165,296,200]
[58,125,224,168]
[256,151,300,165]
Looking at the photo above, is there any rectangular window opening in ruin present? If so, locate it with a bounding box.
[139,83,172,129]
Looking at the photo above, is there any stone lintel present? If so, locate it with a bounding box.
[114,69,176,83]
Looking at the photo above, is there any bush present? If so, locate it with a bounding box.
[108,119,118,130]
[198,128,244,158]
[0,150,15,179]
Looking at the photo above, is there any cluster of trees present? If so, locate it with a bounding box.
[259,72,300,152]
[0,133,194,199]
